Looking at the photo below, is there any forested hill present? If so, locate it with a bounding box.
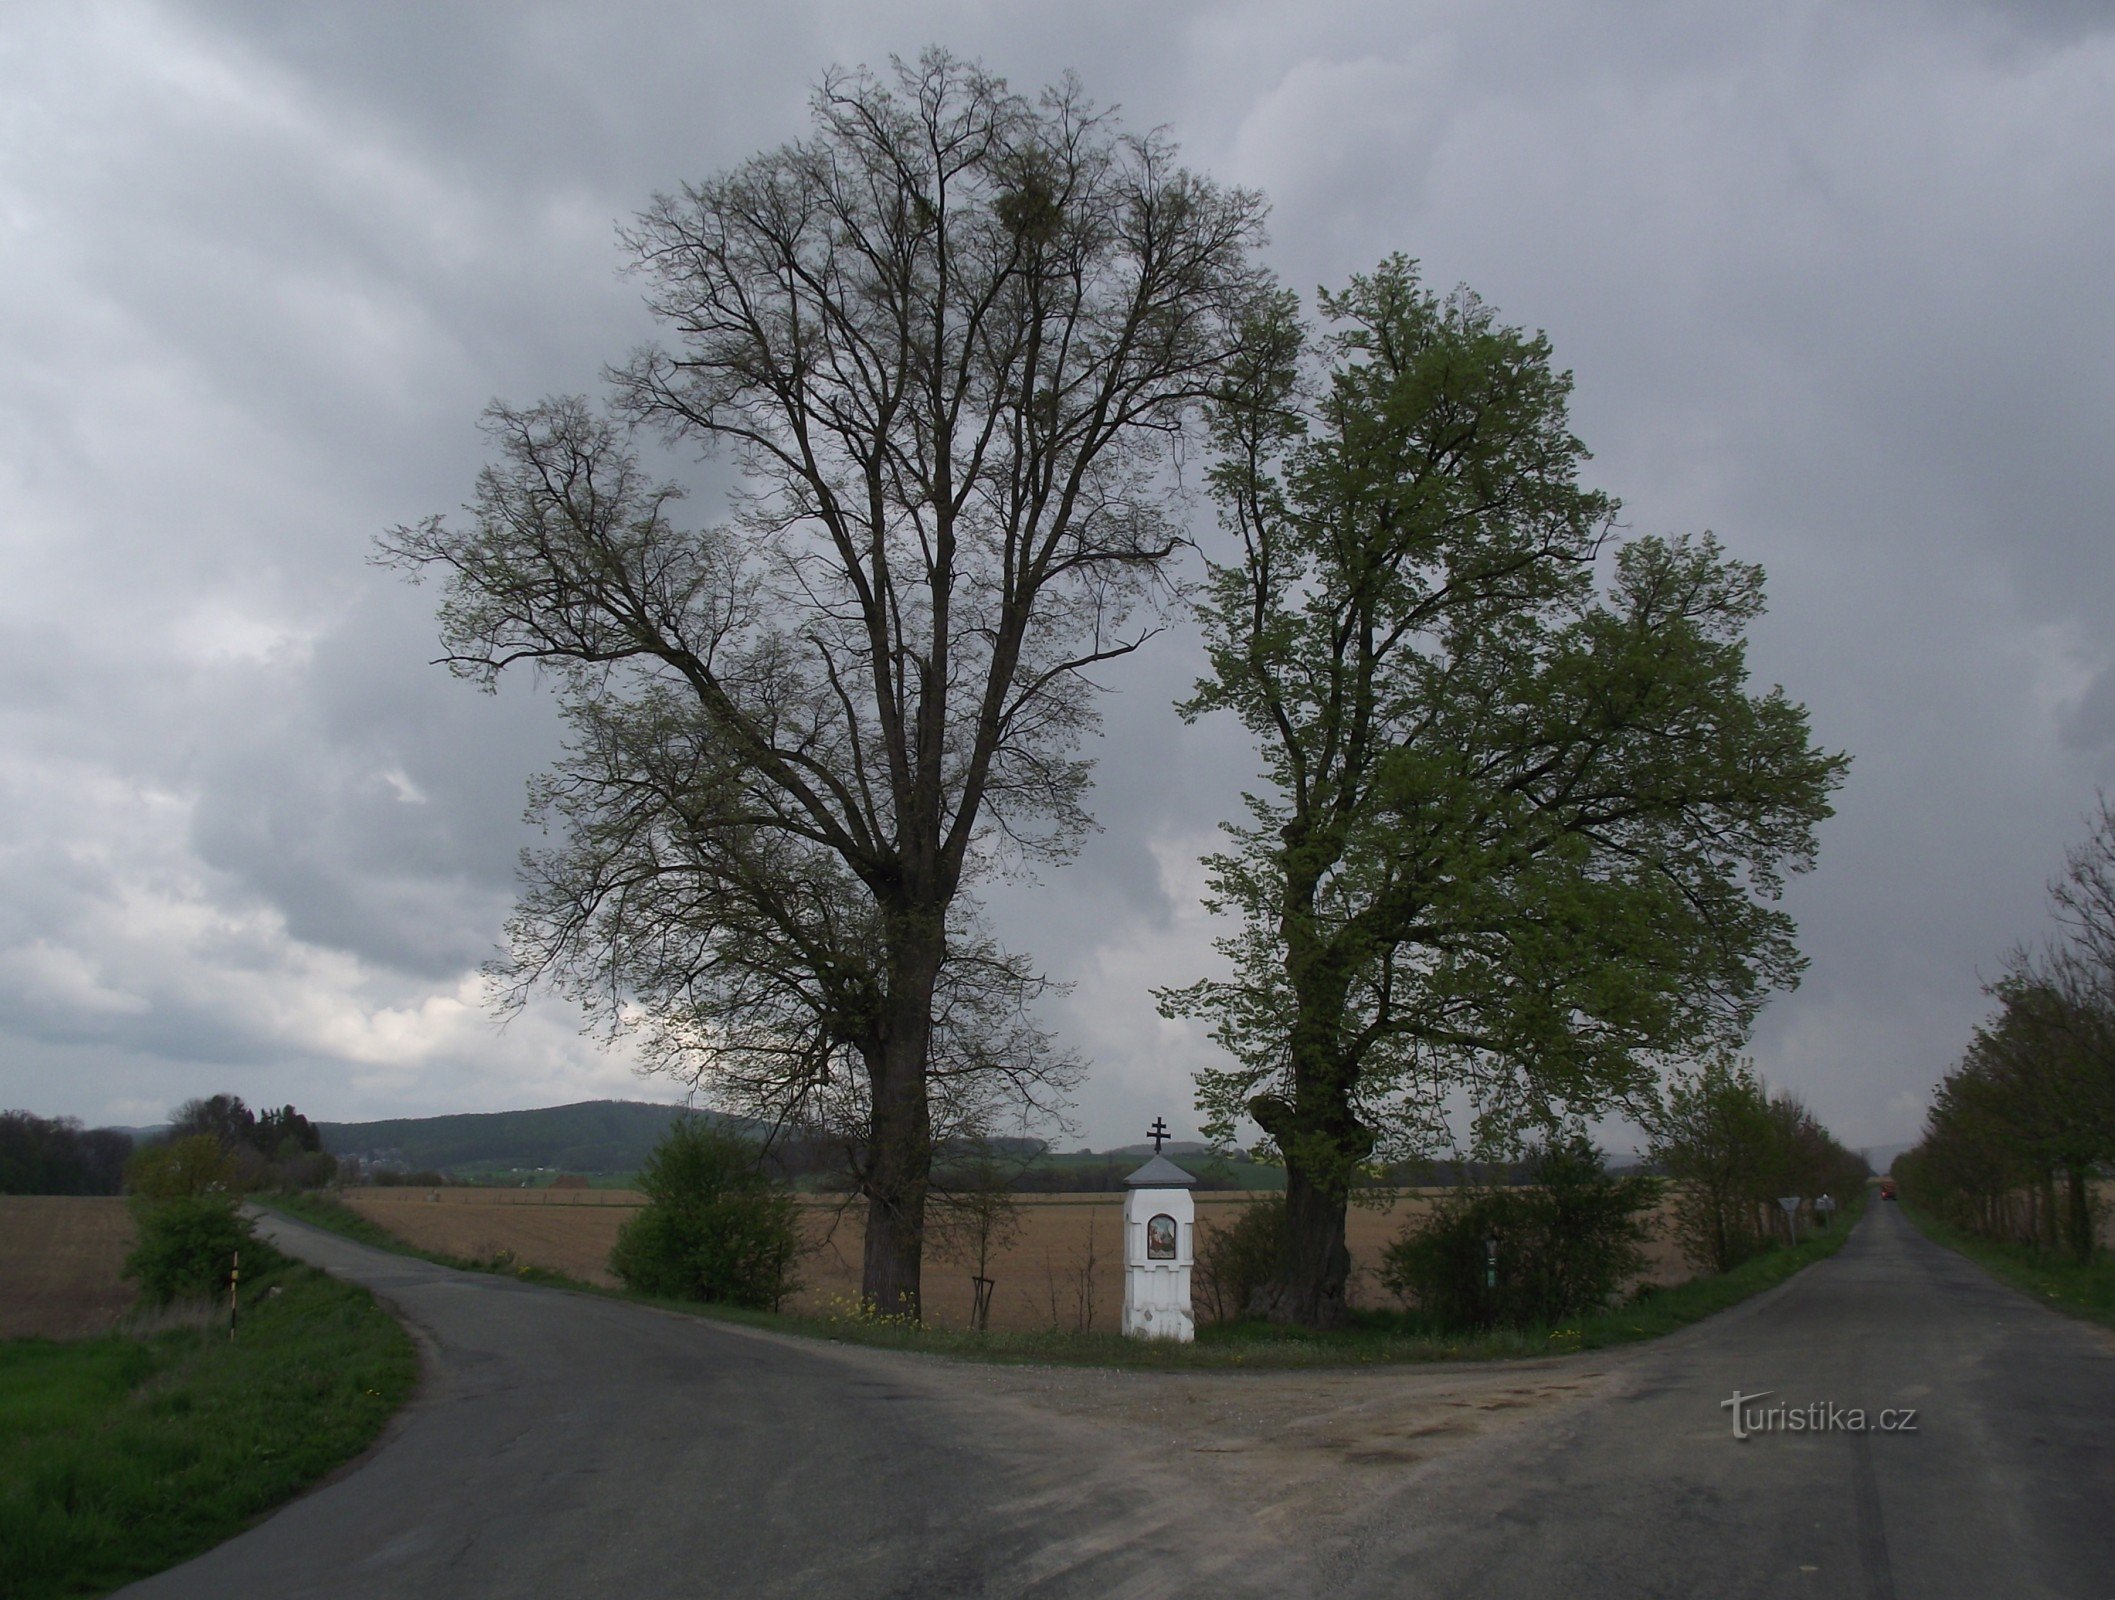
[317,1100,719,1175]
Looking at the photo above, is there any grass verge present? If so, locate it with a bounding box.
[1898,1203,2115,1331]
[259,1192,582,1288]
[0,1254,416,1600]
[260,1189,1865,1370]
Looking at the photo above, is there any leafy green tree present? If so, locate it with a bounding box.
[609,1121,805,1310]
[255,1104,323,1158]
[1161,259,1846,1325]
[383,52,1272,1317]
[169,1094,258,1152]
[1910,959,2113,1260]
[126,1134,238,1200]
[1757,1086,1870,1224]
[161,1096,334,1191]
[122,1133,264,1305]
[1901,799,2115,1259]
[1651,1059,1866,1270]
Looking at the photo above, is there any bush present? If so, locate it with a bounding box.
[125,1134,238,1200]
[608,1121,803,1310]
[1193,1196,1285,1322]
[1381,1138,1656,1332]
[123,1196,270,1305]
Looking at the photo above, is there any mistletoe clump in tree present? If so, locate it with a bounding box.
[1160,258,1846,1326]
[382,51,1272,1317]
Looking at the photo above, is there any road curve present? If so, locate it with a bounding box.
[117,1201,2114,1599]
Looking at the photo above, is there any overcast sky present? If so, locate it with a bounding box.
[4,0,2111,1153]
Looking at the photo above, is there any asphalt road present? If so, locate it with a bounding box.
[1357,1199,2115,1600]
[118,1200,2114,1600]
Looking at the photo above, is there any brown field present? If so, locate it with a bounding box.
[0,1195,137,1339]
[343,1187,1699,1333]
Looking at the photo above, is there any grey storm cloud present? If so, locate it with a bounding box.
[3,0,2112,1146]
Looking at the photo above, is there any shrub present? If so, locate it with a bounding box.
[1193,1196,1285,1322]
[1381,1137,1656,1332]
[123,1196,270,1305]
[608,1121,803,1310]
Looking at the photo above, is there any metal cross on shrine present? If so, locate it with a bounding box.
[1147,1117,1170,1154]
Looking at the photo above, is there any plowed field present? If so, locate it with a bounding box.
[0,1195,137,1338]
[342,1187,1695,1332]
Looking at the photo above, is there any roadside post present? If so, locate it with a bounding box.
[1777,1195,1802,1245]
[1816,1193,1837,1229]
[1122,1119,1197,1343]
[229,1249,240,1342]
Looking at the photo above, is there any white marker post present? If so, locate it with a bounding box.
[1122,1119,1197,1343]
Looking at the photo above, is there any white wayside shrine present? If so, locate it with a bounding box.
[1122,1119,1197,1342]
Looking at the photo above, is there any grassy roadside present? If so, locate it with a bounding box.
[1898,1202,2115,1331]
[0,1255,416,1600]
[259,1191,585,1287]
[260,1189,1866,1370]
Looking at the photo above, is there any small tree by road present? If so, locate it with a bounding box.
[927,1143,1026,1331]
[609,1121,804,1311]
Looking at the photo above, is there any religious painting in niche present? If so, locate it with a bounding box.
[1147,1213,1177,1260]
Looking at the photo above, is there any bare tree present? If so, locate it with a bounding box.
[381,51,1271,1315]
[2054,793,2115,975]
[927,1138,1032,1330]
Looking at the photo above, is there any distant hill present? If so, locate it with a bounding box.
[1100,1140,1219,1159]
[317,1100,719,1175]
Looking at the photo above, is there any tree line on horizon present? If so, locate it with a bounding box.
[0,1111,133,1196]
[0,1095,338,1198]
[383,48,1846,1326]
[1896,801,2115,1262]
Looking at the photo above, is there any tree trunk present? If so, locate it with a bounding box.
[2064,1161,2095,1266]
[858,919,942,1319]
[860,1158,926,1318]
[1240,897,1385,1327]
[1251,1162,1354,1327]
[1246,1048,1372,1328]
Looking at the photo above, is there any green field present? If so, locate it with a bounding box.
[0,1257,416,1600]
